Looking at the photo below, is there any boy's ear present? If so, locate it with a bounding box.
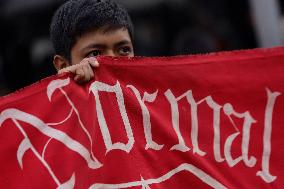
[53,55,70,71]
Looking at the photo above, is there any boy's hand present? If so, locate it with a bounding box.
[58,57,99,84]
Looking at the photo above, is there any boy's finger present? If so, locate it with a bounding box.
[88,57,99,67]
[74,67,85,83]
[87,63,95,78]
[58,63,81,74]
[74,75,85,83]
[58,66,71,74]
[82,65,91,82]
[74,69,85,83]
[75,67,85,76]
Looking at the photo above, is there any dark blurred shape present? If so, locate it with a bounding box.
[128,0,256,56]
[3,0,60,16]
[0,1,64,94]
[0,0,257,95]
[172,28,218,55]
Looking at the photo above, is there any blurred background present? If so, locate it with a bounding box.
[0,0,284,95]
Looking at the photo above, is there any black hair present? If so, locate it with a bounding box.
[50,0,134,60]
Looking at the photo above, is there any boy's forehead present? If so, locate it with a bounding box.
[82,27,130,43]
[98,25,128,34]
[72,27,132,51]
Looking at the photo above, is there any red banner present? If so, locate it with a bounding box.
[0,47,284,188]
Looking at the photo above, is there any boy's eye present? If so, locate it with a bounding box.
[118,46,132,56]
[87,50,101,57]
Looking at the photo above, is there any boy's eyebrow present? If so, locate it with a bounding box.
[82,40,132,51]
[113,40,132,48]
[82,43,107,51]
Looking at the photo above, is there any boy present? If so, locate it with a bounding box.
[50,0,134,83]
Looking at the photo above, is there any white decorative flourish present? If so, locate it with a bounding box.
[47,79,101,167]
[57,173,76,189]
[140,176,151,189]
[13,118,75,188]
[0,108,102,188]
[46,108,74,126]
[89,163,227,189]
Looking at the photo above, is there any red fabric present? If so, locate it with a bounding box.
[0,47,284,189]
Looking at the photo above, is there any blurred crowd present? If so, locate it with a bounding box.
[0,0,280,95]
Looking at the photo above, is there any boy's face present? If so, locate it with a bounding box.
[70,27,134,65]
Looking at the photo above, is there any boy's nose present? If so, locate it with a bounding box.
[105,50,116,57]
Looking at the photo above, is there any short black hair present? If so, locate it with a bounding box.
[50,0,134,60]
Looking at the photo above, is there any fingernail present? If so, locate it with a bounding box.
[91,59,99,67]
